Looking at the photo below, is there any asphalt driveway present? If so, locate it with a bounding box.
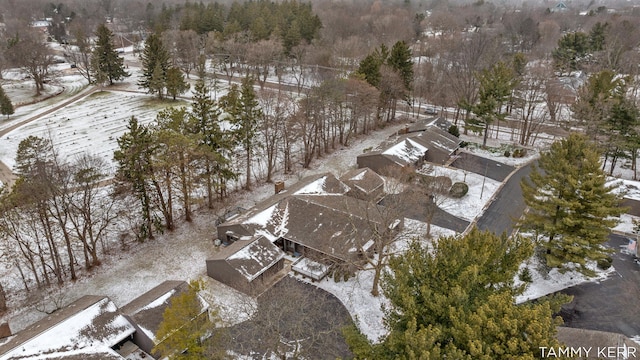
[476,162,533,236]
[559,234,640,339]
[451,152,515,182]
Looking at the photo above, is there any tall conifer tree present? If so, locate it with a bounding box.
[346,229,568,358]
[91,24,129,85]
[221,76,262,190]
[139,32,170,98]
[521,133,624,275]
[0,86,14,118]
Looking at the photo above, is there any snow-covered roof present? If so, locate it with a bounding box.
[358,118,461,168]
[382,138,428,165]
[340,168,385,195]
[0,296,135,360]
[120,280,206,344]
[217,172,401,263]
[226,237,285,281]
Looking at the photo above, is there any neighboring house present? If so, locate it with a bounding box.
[120,280,209,358]
[211,173,402,292]
[357,117,461,173]
[0,296,143,360]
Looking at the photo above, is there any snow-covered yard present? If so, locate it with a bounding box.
[1,55,636,350]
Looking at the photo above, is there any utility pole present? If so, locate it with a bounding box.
[480,161,488,199]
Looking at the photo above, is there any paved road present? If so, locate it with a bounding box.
[559,234,640,339]
[451,152,515,182]
[475,162,534,236]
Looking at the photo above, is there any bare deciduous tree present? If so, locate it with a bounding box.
[6,27,54,96]
[230,276,352,359]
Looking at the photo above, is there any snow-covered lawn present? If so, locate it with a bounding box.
[420,164,501,221]
[0,90,185,170]
[516,255,615,305]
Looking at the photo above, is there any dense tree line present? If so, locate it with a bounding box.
[147,0,321,53]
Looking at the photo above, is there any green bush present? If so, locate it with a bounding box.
[449,182,469,198]
[448,125,460,137]
[459,141,469,148]
[519,267,533,283]
[597,256,613,270]
[512,148,528,158]
[504,150,511,157]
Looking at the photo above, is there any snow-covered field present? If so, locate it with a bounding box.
[0,90,184,169]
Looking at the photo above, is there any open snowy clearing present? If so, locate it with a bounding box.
[0,90,186,170]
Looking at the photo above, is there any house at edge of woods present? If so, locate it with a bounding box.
[208,169,400,295]
[356,117,461,174]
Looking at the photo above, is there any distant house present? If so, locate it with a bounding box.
[0,296,144,360]
[551,1,569,12]
[120,280,209,358]
[210,173,402,291]
[357,117,461,174]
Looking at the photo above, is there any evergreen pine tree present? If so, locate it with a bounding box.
[221,76,262,190]
[149,63,166,100]
[165,67,190,100]
[387,40,413,91]
[153,280,227,359]
[355,54,383,88]
[471,61,517,147]
[521,133,624,276]
[346,228,568,358]
[91,24,129,85]
[0,86,14,119]
[139,32,170,98]
[190,80,234,205]
[114,117,156,240]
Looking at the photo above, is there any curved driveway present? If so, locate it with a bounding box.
[560,234,640,339]
[475,162,534,236]
[474,161,640,341]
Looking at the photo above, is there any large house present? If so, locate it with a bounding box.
[357,117,461,174]
[209,170,401,293]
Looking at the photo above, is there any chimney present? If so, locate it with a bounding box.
[274,181,285,194]
[0,322,11,339]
